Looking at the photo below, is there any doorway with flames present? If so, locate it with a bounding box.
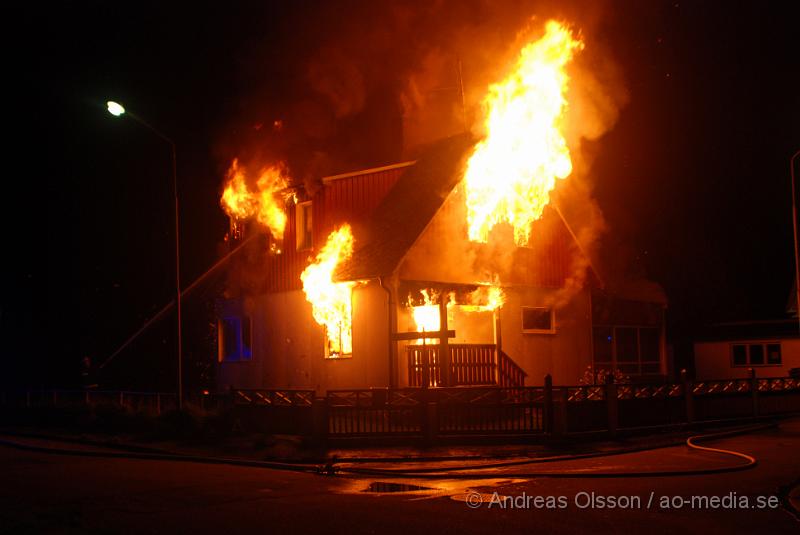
[397,282,527,389]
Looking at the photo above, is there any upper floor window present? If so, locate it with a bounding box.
[522,306,555,334]
[218,316,252,362]
[731,342,781,367]
[296,201,313,251]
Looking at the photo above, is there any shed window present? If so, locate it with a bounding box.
[731,342,781,367]
[732,344,747,366]
[749,344,764,365]
[767,344,782,364]
[522,307,554,333]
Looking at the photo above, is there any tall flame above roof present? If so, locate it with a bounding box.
[464,20,583,246]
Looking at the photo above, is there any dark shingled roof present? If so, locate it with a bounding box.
[335,133,474,281]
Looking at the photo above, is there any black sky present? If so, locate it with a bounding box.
[4,0,800,388]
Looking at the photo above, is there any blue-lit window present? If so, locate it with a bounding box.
[592,326,661,376]
[218,316,252,362]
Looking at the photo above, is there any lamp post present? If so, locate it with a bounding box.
[107,101,183,410]
[791,149,800,334]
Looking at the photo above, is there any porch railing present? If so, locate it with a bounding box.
[406,344,527,388]
[498,350,527,388]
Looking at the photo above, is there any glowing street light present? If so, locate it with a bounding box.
[106,101,125,117]
[104,99,184,410]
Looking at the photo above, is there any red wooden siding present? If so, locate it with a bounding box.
[514,212,574,288]
[257,162,576,293]
[261,167,406,293]
[315,168,406,241]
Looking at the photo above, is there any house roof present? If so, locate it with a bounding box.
[694,319,800,343]
[335,133,474,281]
[331,133,657,300]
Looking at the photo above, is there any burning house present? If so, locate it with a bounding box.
[214,21,668,393]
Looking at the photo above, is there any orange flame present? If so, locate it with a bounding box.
[459,284,506,313]
[464,20,583,245]
[220,158,290,239]
[300,225,355,356]
[220,159,255,219]
[410,290,454,345]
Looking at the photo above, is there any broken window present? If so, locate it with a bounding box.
[324,318,352,359]
[324,289,353,359]
[521,306,554,333]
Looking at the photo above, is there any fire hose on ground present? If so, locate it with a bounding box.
[333,424,766,479]
[0,423,771,479]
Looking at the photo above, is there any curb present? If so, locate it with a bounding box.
[0,435,320,473]
[0,422,775,479]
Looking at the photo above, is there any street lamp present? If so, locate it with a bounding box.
[791,149,800,333]
[106,101,125,117]
[107,100,183,410]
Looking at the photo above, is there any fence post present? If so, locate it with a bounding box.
[605,373,618,437]
[52,391,58,407]
[423,390,438,444]
[681,369,694,424]
[543,374,554,434]
[750,368,759,417]
[26,391,30,408]
[556,388,568,436]
[426,402,438,443]
[156,393,161,415]
[312,397,329,444]
[422,346,430,389]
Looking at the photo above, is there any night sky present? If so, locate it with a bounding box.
[4,0,799,389]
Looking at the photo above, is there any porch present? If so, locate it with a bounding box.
[405,343,527,388]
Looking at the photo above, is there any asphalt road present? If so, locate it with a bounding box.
[1,420,799,534]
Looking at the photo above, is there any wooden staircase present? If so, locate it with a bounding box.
[406,344,527,387]
[497,350,527,388]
